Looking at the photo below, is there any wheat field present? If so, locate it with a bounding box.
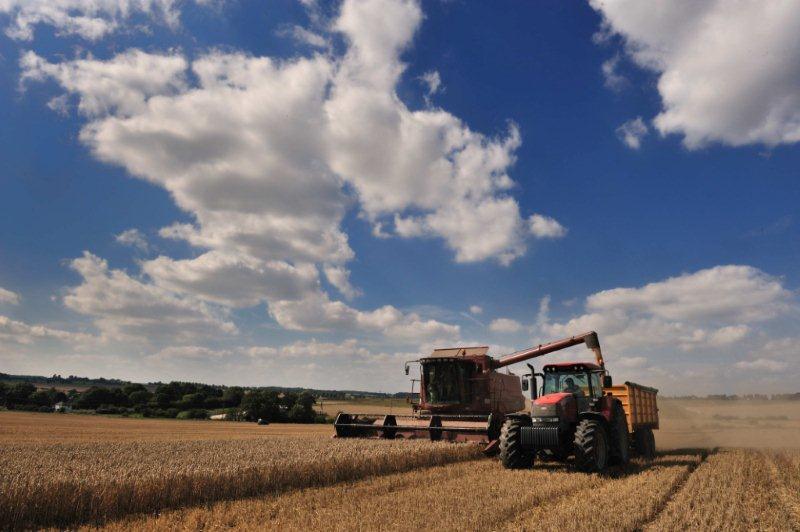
[2,403,800,531]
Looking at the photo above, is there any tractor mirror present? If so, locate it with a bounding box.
[405,365,410,375]
[603,375,613,388]
[521,378,529,392]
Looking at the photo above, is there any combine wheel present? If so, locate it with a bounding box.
[608,403,630,466]
[634,428,656,460]
[499,417,534,469]
[573,419,609,472]
[334,413,354,438]
[380,415,397,439]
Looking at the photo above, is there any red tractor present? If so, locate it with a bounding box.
[498,333,658,472]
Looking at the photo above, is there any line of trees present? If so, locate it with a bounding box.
[0,380,326,423]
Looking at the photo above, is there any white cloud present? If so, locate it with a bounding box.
[143,252,319,308]
[489,317,523,333]
[279,25,327,48]
[616,356,647,369]
[543,265,793,352]
[469,305,483,315]
[734,358,788,372]
[64,251,236,342]
[0,0,208,41]
[115,228,148,252]
[0,286,20,305]
[0,314,93,345]
[528,214,567,239]
[323,265,361,300]
[586,265,791,323]
[616,117,648,149]
[268,292,458,342]
[601,54,627,91]
[419,70,442,97]
[151,345,233,361]
[591,0,800,148]
[22,0,542,340]
[21,50,188,118]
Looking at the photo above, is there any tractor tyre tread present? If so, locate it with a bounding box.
[499,418,534,469]
[608,403,630,466]
[574,418,609,473]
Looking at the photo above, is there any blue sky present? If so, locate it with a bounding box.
[0,0,798,394]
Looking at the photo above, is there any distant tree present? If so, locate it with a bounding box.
[7,382,36,406]
[222,386,244,407]
[128,390,152,405]
[122,383,148,396]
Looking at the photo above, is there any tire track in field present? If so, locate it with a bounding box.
[498,451,706,532]
[765,450,800,527]
[635,447,711,531]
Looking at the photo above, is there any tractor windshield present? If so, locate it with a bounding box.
[543,372,590,397]
[423,360,473,405]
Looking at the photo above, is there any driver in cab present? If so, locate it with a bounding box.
[562,377,584,396]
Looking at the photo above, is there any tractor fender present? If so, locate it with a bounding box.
[504,413,533,422]
[577,411,609,428]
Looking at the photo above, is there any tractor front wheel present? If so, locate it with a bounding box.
[499,418,534,469]
[574,419,609,472]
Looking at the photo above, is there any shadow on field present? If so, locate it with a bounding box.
[532,448,710,478]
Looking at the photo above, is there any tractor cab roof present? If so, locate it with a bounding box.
[543,362,603,372]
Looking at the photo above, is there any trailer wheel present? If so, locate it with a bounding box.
[574,419,609,472]
[608,403,630,466]
[634,428,655,460]
[499,418,534,469]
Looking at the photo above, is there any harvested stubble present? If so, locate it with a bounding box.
[98,452,706,531]
[646,449,800,531]
[0,437,482,530]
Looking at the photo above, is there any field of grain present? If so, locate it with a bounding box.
[0,412,480,529]
[2,399,799,531]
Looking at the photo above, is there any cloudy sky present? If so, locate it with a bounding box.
[0,0,798,394]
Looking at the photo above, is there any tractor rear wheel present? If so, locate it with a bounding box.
[574,419,609,472]
[499,418,534,469]
[634,428,656,460]
[608,403,630,466]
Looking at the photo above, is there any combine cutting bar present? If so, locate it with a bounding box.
[333,412,500,443]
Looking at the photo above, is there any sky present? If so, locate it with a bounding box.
[0,0,798,395]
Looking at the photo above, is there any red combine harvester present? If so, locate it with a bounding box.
[334,331,658,472]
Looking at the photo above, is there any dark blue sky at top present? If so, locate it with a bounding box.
[0,0,798,337]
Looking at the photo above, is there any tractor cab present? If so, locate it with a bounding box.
[530,363,607,416]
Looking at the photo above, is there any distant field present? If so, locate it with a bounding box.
[1,398,799,530]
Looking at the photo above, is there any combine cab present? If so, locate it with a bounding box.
[334,332,616,449]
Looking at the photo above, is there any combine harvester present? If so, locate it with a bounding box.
[334,331,658,472]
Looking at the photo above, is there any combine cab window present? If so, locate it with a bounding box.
[543,372,590,397]
[423,361,473,405]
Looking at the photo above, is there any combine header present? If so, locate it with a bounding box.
[334,332,609,448]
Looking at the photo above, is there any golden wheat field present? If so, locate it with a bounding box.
[2,400,800,531]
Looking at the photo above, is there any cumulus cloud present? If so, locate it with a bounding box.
[64,251,236,342]
[268,292,459,342]
[0,0,207,41]
[279,25,327,48]
[469,305,483,315]
[543,265,793,352]
[0,286,20,305]
[528,214,567,239]
[616,117,648,149]
[22,0,544,342]
[601,54,627,91]
[419,70,442,98]
[591,0,800,148]
[323,265,361,300]
[734,358,788,372]
[115,228,148,252]
[0,314,93,345]
[489,318,523,333]
[143,252,319,308]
